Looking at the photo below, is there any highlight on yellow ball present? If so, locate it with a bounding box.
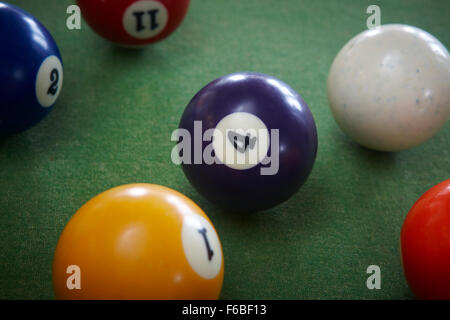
[52,183,224,300]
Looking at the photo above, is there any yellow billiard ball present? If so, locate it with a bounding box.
[52,184,224,299]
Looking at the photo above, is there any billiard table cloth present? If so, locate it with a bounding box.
[0,0,449,299]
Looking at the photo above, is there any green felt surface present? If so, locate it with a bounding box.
[0,0,449,300]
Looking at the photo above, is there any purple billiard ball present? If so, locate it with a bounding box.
[176,72,318,212]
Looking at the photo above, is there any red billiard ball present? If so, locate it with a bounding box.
[76,0,190,46]
[400,179,450,299]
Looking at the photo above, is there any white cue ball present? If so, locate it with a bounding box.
[327,24,450,152]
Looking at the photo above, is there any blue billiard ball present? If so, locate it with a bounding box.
[177,72,318,212]
[0,2,63,136]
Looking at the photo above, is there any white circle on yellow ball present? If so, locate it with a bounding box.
[181,214,222,280]
[35,55,63,108]
[122,0,168,39]
[327,24,450,151]
[212,112,270,170]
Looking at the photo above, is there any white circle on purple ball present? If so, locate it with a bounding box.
[212,112,270,170]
